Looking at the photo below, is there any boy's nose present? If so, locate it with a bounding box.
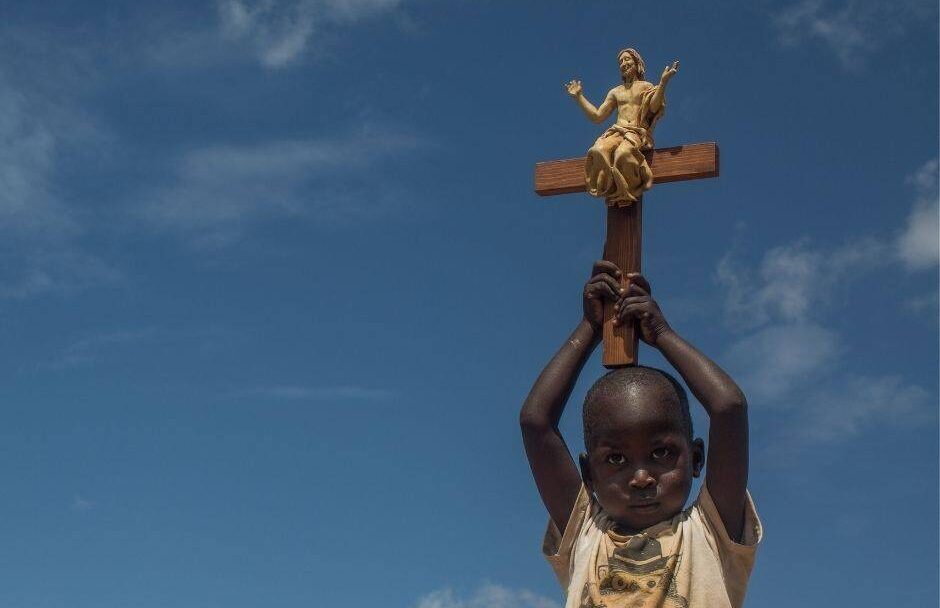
[629,469,656,489]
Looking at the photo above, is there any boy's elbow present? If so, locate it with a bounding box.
[519,406,552,432]
[711,394,748,418]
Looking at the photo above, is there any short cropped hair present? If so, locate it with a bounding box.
[583,366,693,447]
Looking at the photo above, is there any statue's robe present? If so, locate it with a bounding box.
[585,83,665,206]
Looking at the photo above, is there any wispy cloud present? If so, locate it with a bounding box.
[0,73,119,300]
[903,291,939,317]
[717,156,936,328]
[72,495,95,512]
[0,249,120,301]
[774,0,936,69]
[50,329,157,369]
[724,323,842,403]
[217,0,406,68]
[717,237,886,330]
[2,5,430,294]
[717,235,934,442]
[800,375,931,441]
[141,0,412,69]
[0,83,65,233]
[415,584,560,608]
[137,127,424,246]
[219,0,315,67]
[244,384,396,401]
[45,326,244,371]
[896,159,939,270]
[716,163,936,443]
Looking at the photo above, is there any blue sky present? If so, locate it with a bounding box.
[0,1,937,606]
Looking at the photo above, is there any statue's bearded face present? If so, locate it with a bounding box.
[618,53,638,81]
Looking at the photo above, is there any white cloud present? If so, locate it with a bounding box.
[725,323,842,402]
[141,0,410,69]
[0,62,119,300]
[138,128,423,246]
[774,0,935,69]
[718,156,937,335]
[44,326,243,371]
[0,249,121,300]
[799,375,931,441]
[416,585,560,608]
[51,329,156,369]
[896,159,939,270]
[72,495,95,512]
[717,231,933,441]
[325,0,405,21]
[0,80,72,235]
[217,0,405,68]
[775,0,864,67]
[904,290,939,316]
[717,237,884,329]
[219,0,315,67]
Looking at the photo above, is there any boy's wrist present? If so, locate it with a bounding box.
[576,319,603,344]
[652,326,679,349]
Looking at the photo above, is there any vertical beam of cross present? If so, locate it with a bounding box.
[534,142,719,368]
[602,202,642,366]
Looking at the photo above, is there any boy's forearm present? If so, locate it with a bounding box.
[657,328,749,540]
[520,320,600,428]
[655,330,746,415]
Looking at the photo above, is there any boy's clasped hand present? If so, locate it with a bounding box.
[583,260,672,344]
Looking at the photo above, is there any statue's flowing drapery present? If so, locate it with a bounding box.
[585,85,665,207]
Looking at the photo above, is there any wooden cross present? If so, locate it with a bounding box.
[534,142,719,368]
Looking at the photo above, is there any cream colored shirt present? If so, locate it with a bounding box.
[542,484,762,608]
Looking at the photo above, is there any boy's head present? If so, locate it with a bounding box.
[579,366,704,532]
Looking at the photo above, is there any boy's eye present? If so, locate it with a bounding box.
[651,447,671,460]
[606,453,626,465]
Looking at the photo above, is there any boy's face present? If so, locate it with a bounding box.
[581,383,704,532]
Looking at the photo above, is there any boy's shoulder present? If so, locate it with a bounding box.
[542,484,762,608]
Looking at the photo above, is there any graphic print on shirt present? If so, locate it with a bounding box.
[580,533,690,608]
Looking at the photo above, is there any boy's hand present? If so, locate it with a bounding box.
[583,260,623,330]
[614,273,673,346]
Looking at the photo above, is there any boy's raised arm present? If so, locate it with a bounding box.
[616,274,749,541]
[520,261,622,533]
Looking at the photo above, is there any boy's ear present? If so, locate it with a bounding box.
[578,452,593,491]
[691,438,705,478]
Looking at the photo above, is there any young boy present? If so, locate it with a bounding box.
[520,261,761,608]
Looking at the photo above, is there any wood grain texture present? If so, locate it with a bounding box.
[602,202,642,368]
[534,142,719,196]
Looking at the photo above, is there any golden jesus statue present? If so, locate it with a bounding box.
[566,48,679,206]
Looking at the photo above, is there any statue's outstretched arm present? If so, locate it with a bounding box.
[649,60,679,114]
[565,80,616,124]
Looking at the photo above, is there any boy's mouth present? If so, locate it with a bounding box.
[630,502,659,511]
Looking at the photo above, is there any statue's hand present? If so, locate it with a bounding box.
[659,60,679,85]
[565,79,583,98]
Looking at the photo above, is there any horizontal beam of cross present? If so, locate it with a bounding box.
[534,142,719,196]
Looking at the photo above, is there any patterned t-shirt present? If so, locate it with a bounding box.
[542,484,762,608]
